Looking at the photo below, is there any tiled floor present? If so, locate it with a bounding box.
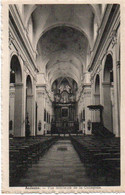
[17,139,93,186]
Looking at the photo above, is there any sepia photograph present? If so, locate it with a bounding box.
[2,2,123,193]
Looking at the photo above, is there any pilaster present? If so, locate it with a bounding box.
[14,82,25,137]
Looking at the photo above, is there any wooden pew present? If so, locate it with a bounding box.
[9,136,58,186]
[70,135,120,185]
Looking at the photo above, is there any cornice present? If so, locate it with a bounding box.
[88,5,113,71]
[88,4,120,72]
[9,5,39,73]
[9,29,37,81]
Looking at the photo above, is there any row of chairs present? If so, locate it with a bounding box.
[9,136,58,186]
[71,135,120,186]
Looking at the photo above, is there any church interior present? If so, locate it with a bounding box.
[9,4,120,186]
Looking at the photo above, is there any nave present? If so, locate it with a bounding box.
[8,4,121,188]
[10,135,120,186]
[16,139,93,186]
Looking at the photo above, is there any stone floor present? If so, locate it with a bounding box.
[17,139,94,186]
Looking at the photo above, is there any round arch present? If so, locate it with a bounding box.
[35,23,92,51]
[49,71,79,87]
[9,55,23,137]
[10,55,22,83]
[103,54,113,83]
[24,4,101,35]
[102,51,113,79]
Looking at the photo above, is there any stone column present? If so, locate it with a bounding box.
[112,46,120,137]
[110,31,120,137]
[27,94,34,136]
[90,80,95,123]
[36,87,45,135]
[83,84,91,135]
[117,61,120,100]
[32,82,36,136]
[45,97,47,133]
[94,93,100,122]
[46,104,48,133]
[116,61,120,134]
[14,82,25,137]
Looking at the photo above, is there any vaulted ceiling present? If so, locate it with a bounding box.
[37,26,88,84]
[18,4,104,87]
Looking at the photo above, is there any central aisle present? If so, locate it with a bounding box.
[18,139,93,186]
